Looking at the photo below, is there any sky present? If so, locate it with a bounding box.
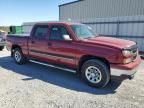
[0,0,75,26]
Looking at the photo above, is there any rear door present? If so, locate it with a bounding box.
[28,25,49,60]
[47,24,77,68]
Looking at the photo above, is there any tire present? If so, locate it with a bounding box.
[13,48,26,64]
[0,46,4,51]
[81,59,110,88]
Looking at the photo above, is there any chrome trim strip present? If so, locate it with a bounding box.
[29,60,76,73]
[30,51,74,61]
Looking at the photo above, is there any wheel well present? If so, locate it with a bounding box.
[78,55,110,72]
[11,45,21,57]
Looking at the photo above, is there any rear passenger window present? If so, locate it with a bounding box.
[33,25,48,39]
[49,26,69,40]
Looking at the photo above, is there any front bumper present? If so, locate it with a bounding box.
[111,65,139,77]
[110,56,141,78]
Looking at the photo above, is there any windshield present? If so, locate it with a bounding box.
[71,24,96,39]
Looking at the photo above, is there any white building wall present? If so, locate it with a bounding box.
[60,0,144,21]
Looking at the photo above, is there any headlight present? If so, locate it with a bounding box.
[122,50,132,57]
[123,58,133,64]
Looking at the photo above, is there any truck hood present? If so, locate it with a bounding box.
[82,36,136,49]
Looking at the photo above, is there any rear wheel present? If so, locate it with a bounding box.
[81,59,110,88]
[0,46,4,51]
[13,48,26,64]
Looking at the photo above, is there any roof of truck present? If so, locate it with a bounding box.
[22,21,82,26]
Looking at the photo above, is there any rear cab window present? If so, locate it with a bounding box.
[33,25,49,39]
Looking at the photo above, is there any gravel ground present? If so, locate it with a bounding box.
[0,49,144,108]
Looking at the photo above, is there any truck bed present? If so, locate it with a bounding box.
[7,33,30,37]
[7,34,29,55]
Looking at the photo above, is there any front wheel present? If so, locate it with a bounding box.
[81,59,110,88]
[13,48,26,64]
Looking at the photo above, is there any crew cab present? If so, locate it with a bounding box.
[7,22,141,88]
[0,30,6,51]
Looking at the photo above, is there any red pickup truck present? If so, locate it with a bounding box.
[7,22,141,88]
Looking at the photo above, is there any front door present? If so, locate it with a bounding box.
[47,25,76,68]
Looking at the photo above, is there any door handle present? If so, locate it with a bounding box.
[31,40,35,44]
[48,43,52,47]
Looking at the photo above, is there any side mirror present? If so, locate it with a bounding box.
[63,35,72,41]
[88,26,92,30]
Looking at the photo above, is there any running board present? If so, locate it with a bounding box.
[29,60,76,73]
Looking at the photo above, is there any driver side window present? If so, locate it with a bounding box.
[49,26,71,41]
